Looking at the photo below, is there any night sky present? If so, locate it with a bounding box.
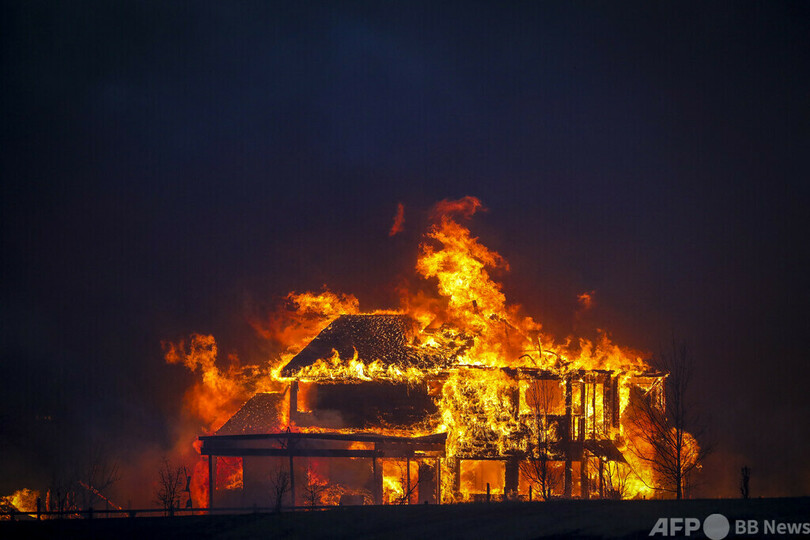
[2,1,809,502]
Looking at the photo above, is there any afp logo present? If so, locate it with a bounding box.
[650,514,730,540]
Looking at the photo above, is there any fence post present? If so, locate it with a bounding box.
[36,497,41,520]
[406,457,411,505]
[486,483,490,503]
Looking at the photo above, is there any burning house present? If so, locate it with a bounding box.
[200,313,666,507]
[175,197,675,508]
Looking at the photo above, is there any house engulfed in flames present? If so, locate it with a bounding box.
[182,197,670,507]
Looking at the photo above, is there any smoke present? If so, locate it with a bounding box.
[389,202,405,236]
[430,196,485,222]
[577,291,595,312]
[247,291,360,355]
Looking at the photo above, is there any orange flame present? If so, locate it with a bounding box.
[1,489,39,519]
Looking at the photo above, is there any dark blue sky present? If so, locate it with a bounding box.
[2,1,809,498]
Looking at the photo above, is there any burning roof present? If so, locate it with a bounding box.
[216,392,285,435]
[280,314,452,377]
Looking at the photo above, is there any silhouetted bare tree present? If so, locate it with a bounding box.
[519,378,562,500]
[740,466,751,499]
[77,443,121,510]
[45,443,120,516]
[302,466,328,507]
[269,466,291,512]
[46,469,78,516]
[626,339,711,499]
[393,461,418,505]
[154,458,186,513]
[600,460,633,499]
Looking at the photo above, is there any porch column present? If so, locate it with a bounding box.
[406,457,411,504]
[505,458,519,499]
[289,381,298,424]
[288,450,295,507]
[208,455,216,510]
[372,451,383,505]
[564,378,573,498]
[435,458,442,503]
[599,457,605,499]
[452,458,461,497]
[581,453,590,500]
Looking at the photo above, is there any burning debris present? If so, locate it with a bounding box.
[0,489,40,520]
[166,196,697,507]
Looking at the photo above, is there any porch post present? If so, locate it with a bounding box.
[406,457,411,504]
[208,455,216,510]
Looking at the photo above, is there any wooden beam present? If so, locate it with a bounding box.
[452,458,461,497]
[202,448,383,458]
[564,378,573,499]
[591,380,597,439]
[289,381,298,425]
[406,457,411,505]
[288,454,295,508]
[599,459,605,499]
[505,458,519,499]
[201,443,444,458]
[372,451,382,505]
[208,455,215,510]
[581,453,590,500]
[200,432,447,444]
[435,458,442,504]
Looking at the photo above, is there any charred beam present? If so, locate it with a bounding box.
[208,455,215,509]
[611,376,620,428]
[372,449,382,505]
[564,378,573,499]
[289,381,298,424]
[200,447,448,458]
[581,452,590,500]
[504,458,519,498]
[199,432,447,444]
[435,457,442,503]
[406,457,411,505]
[288,435,295,507]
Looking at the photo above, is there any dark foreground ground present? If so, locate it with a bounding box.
[1,498,808,540]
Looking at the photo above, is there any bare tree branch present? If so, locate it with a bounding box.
[519,378,562,500]
[302,466,328,507]
[154,458,187,514]
[77,442,121,510]
[269,466,291,512]
[392,461,418,505]
[625,339,711,499]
